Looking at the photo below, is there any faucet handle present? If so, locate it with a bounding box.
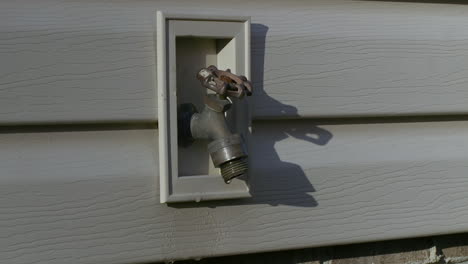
[197,65,253,99]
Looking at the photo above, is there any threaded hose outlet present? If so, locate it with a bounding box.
[220,158,248,183]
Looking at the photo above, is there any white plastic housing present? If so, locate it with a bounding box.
[156,11,251,203]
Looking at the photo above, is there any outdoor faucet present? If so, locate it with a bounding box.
[178,65,253,183]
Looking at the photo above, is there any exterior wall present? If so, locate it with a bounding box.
[175,233,468,264]
[2,0,468,263]
[4,0,468,123]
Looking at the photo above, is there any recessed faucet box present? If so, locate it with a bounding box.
[156,11,252,203]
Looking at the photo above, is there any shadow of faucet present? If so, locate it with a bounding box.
[247,119,332,208]
[169,23,333,209]
[245,24,333,207]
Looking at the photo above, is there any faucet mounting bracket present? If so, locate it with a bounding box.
[157,11,252,203]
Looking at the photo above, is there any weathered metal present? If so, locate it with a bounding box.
[196,65,252,99]
[179,66,253,183]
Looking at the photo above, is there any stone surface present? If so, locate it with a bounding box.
[330,238,433,264]
[173,233,468,264]
[435,234,468,258]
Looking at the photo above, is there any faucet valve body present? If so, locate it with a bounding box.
[178,66,252,184]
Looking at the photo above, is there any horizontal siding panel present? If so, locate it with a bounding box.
[3,1,468,123]
[2,120,468,263]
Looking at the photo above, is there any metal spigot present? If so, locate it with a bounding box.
[178,65,252,183]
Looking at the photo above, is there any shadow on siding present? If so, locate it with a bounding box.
[170,24,333,209]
